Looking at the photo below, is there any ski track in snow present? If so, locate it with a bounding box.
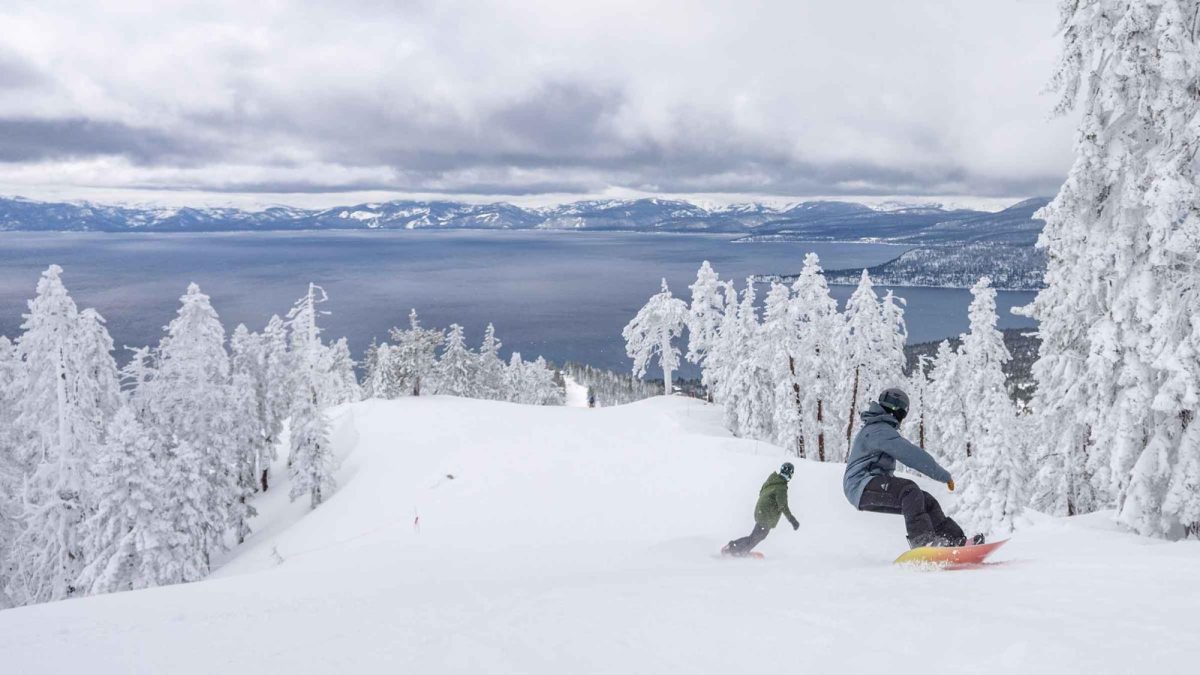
[1,396,1197,674]
[563,375,589,408]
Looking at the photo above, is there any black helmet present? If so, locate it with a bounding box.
[878,388,910,420]
[779,462,795,481]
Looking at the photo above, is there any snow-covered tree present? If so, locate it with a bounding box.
[790,253,845,461]
[476,323,507,400]
[75,407,182,594]
[287,383,334,509]
[686,261,725,386]
[258,314,292,490]
[389,310,443,396]
[1026,0,1200,537]
[720,279,774,440]
[703,281,741,406]
[5,266,121,604]
[622,279,688,392]
[760,283,803,456]
[226,372,260,543]
[144,283,237,573]
[841,272,907,451]
[951,278,1025,534]
[504,352,529,403]
[0,336,21,585]
[229,324,270,500]
[362,340,402,400]
[530,356,565,405]
[287,284,336,509]
[435,324,476,397]
[904,354,933,451]
[319,337,361,407]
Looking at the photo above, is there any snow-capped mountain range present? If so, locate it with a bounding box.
[0,195,1049,245]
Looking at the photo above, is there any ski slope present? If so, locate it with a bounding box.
[1,396,1197,674]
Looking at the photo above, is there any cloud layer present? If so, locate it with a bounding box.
[0,0,1074,204]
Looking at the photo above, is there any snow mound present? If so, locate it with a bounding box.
[1,396,1197,674]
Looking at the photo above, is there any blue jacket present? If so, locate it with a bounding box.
[842,402,952,508]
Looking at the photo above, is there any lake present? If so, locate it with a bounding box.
[0,231,1037,375]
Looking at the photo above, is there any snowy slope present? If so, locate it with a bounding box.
[1,396,1197,674]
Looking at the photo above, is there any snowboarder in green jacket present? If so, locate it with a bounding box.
[722,462,799,557]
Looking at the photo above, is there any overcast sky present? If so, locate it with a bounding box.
[0,0,1073,208]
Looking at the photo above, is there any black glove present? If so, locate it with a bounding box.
[789,517,800,531]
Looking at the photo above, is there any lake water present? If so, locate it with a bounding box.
[0,231,1037,375]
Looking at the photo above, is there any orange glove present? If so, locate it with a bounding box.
[947,479,956,492]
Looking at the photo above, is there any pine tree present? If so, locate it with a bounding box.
[287,384,334,509]
[952,278,1025,534]
[841,272,907,452]
[904,355,933,451]
[435,324,476,397]
[75,407,182,594]
[389,310,443,396]
[319,337,361,407]
[229,324,270,501]
[287,284,336,509]
[505,352,530,403]
[721,279,774,440]
[760,283,803,456]
[144,283,237,574]
[0,336,20,585]
[476,324,507,400]
[362,339,402,399]
[227,372,259,543]
[927,340,970,478]
[704,281,741,409]
[686,261,725,390]
[5,265,121,604]
[790,253,844,461]
[530,357,565,405]
[622,279,688,392]
[1028,0,1200,537]
[258,314,292,491]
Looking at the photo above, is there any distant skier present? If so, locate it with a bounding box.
[587,387,596,408]
[722,462,799,557]
[843,388,982,549]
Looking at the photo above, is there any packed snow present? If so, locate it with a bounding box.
[1,395,1196,674]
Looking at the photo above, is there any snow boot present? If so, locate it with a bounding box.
[971,533,986,546]
[906,532,938,549]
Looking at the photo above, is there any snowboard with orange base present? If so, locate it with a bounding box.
[895,538,1009,568]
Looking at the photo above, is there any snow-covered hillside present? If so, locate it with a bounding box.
[1,396,1196,674]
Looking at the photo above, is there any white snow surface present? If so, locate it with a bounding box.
[563,375,589,408]
[1,396,1197,674]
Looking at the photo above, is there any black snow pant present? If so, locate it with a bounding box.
[857,476,966,547]
[726,523,770,555]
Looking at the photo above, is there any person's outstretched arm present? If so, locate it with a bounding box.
[879,427,951,483]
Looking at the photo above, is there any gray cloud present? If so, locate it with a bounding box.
[0,50,43,90]
[0,1,1074,202]
[0,118,214,164]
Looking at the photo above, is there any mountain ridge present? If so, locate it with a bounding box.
[0,195,1048,243]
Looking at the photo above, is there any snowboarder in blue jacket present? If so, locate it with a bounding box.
[844,388,982,549]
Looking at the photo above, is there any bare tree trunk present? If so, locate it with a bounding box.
[817,398,826,462]
[919,411,926,449]
[789,356,805,459]
[845,365,861,452]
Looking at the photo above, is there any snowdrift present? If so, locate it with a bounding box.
[1,396,1197,674]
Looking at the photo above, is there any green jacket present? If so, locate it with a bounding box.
[754,472,797,529]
